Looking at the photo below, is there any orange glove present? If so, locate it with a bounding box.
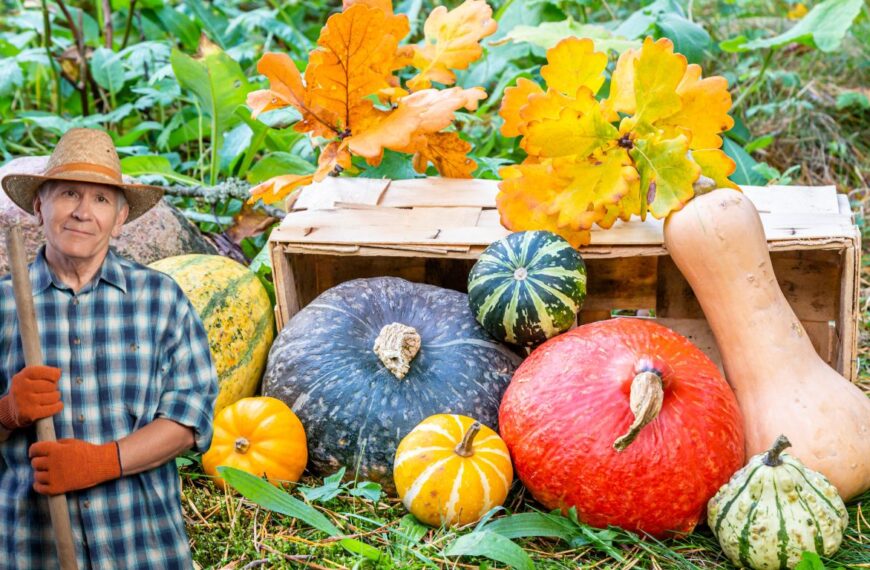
[0,365,63,430]
[29,439,122,496]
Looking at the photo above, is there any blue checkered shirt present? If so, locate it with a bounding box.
[0,246,218,569]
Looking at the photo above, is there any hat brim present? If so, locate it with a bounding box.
[0,170,164,224]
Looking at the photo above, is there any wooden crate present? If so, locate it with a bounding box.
[268,178,861,381]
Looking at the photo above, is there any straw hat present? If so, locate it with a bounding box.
[1,128,164,223]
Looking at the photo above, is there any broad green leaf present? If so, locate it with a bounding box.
[794,551,826,570]
[339,538,382,561]
[112,121,164,147]
[444,530,534,570]
[144,7,200,51]
[248,240,275,305]
[721,0,863,53]
[0,61,23,96]
[171,36,249,129]
[836,91,869,110]
[358,149,419,180]
[219,123,253,174]
[394,514,428,546]
[744,134,775,153]
[299,467,345,503]
[483,512,579,542]
[216,466,341,537]
[496,17,640,53]
[655,13,711,64]
[722,138,767,185]
[247,152,315,184]
[347,481,383,502]
[185,0,230,49]
[120,155,200,185]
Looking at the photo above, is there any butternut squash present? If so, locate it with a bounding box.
[663,188,870,500]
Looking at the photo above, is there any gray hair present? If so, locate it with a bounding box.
[38,180,127,213]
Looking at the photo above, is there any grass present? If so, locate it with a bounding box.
[180,466,869,569]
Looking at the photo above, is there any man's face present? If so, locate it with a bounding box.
[33,181,129,262]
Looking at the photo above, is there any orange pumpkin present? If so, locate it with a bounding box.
[203,397,307,489]
[393,414,513,527]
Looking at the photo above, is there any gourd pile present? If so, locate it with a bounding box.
[163,199,868,569]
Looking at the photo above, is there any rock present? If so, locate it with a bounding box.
[0,156,217,274]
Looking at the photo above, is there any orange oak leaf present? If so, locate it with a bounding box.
[343,0,394,12]
[305,3,410,132]
[248,174,313,206]
[499,78,543,137]
[314,141,353,181]
[346,86,485,162]
[407,0,497,91]
[658,64,735,149]
[410,131,477,177]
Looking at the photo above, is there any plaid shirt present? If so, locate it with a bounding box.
[0,246,217,570]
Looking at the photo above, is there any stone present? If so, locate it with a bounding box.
[0,156,217,275]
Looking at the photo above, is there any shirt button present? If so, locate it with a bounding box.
[75,377,83,385]
[83,500,90,509]
[72,298,79,306]
[72,337,81,345]
[77,414,84,422]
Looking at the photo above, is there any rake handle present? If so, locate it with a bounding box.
[6,225,79,570]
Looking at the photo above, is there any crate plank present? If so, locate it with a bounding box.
[742,185,839,214]
[584,257,658,312]
[293,178,389,210]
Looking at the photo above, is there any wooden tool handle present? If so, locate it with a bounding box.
[6,226,79,570]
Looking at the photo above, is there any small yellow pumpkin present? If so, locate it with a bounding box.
[393,414,513,527]
[203,397,307,489]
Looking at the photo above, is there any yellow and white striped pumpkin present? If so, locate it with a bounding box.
[393,414,513,527]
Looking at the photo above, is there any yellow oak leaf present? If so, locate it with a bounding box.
[691,148,739,190]
[347,86,485,162]
[499,78,543,137]
[305,3,410,131]
[549,148,638,229]
[497,163,592,246]
[630,134,700,219]
[523,95,617,158]
[407,0,497,91]
[541,37,608,97]
[410,131,477,178]
[632,38,687,125]
[658,64,734,149]
[248,174,313,206]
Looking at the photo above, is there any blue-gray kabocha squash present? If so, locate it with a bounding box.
[707,435,848,570]
[262,277,522,493]
[467,231,587,346]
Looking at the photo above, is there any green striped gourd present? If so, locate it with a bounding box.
[467,231,586,346]
[149,254,274,414]
[707,435,848,570]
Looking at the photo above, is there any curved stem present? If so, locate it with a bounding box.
[234,437,250,454]
[732,48,775,113]
[613,371,664,452]
[763,435,791,467]
[455,422,481,458]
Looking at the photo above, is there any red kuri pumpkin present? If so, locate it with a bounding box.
[499,318,745,538]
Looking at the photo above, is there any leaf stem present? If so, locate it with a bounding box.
[731,48,775,113]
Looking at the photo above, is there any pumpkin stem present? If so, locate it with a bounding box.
[373,323,422,380]
[692,174,717,196]
[455,421,481,457]
[234,437,250,454]
[613,372,664,452]
[763,435,792,467]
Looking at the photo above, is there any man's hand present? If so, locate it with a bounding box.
[29,439,121,496]
[0,366,63,430]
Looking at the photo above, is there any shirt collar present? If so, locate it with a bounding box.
[31,245,128,295]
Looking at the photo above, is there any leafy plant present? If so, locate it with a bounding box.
[497,35,736,246]
[298,467,383,503]
[245,0,498,205]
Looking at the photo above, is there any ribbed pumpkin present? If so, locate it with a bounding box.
[467,231,586,346]
[394,414,513,527]
[263,277,521,494]
[708,435,848,570]
[203,396,307,489]
[499,318,745,538]
[149,254,274,414]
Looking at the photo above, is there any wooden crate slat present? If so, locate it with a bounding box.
[742,185,839,214]
[293,178,389,210]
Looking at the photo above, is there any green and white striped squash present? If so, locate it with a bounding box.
[707,435,848,570]
[467,231,586,346]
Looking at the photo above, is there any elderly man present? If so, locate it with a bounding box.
[0,128,218,569]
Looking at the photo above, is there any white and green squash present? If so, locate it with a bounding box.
[467,231,587,346]
[707,435,848,570]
